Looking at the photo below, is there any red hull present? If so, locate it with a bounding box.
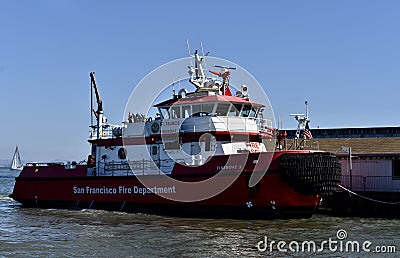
[12,173,319,219]
[11,152,325,219]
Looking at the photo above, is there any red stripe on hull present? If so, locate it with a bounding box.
[89,131,271,147]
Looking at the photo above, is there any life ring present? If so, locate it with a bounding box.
[118,147,127,159]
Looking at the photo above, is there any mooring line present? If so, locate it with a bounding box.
[338,184,400,205]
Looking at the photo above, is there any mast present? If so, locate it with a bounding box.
[290,101,311,148]
[305,100,309,121]
[10,145,23,170]
[187,47,235,95]
[188,50,207,89]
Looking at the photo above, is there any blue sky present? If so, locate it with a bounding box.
[1,0,399,161]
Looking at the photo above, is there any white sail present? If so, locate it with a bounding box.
[10,146,23,171]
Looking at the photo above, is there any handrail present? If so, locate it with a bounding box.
[339,175,400,192]
[25,162,64,167]
[281,138,319,151]
[102,159,163,176]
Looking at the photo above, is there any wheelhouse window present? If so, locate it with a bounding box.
[182,103,215,118]
[249,106,259,118]
[241,105,258,118]
[192,104,201,116]
[215,103,231,116]
[182,105,191,118]
[191,103,215,117]
[229,104,242,116]
[158,107,170,119]
[241,105,251,117]
[201,103,215,115]
[170,105,181,119]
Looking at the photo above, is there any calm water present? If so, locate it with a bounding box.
[1,167,399,257]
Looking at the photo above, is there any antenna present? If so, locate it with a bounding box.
[200,42,208,72]
[172,79,175,96]
[278,115,282,129]
[90,73,94,131]
[305,100,309,119]
[186,39,193,67]
[186,39,191,56]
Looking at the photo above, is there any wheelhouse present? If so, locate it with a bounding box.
[155,95,265,120]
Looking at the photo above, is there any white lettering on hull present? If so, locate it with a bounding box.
[133,185,176,195]
[72,185,176,195]
[217,165,240,170]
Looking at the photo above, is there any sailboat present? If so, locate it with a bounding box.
[10,146,23,171]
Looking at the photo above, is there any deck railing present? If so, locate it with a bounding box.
[280,138,320,150]
[340,175,400,192]
[99,160,161,176]
[102,158,207,175]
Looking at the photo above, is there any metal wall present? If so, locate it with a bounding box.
[339,159,400,192]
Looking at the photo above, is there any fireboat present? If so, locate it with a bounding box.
[11,50,341,219]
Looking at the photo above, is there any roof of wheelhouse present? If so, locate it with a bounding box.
[153,94,264,108]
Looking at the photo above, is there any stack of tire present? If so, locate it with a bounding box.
[280,153,342,196]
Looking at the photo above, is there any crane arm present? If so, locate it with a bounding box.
[89,72,103,113]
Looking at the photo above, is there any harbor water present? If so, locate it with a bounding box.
[1,168,399,257]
